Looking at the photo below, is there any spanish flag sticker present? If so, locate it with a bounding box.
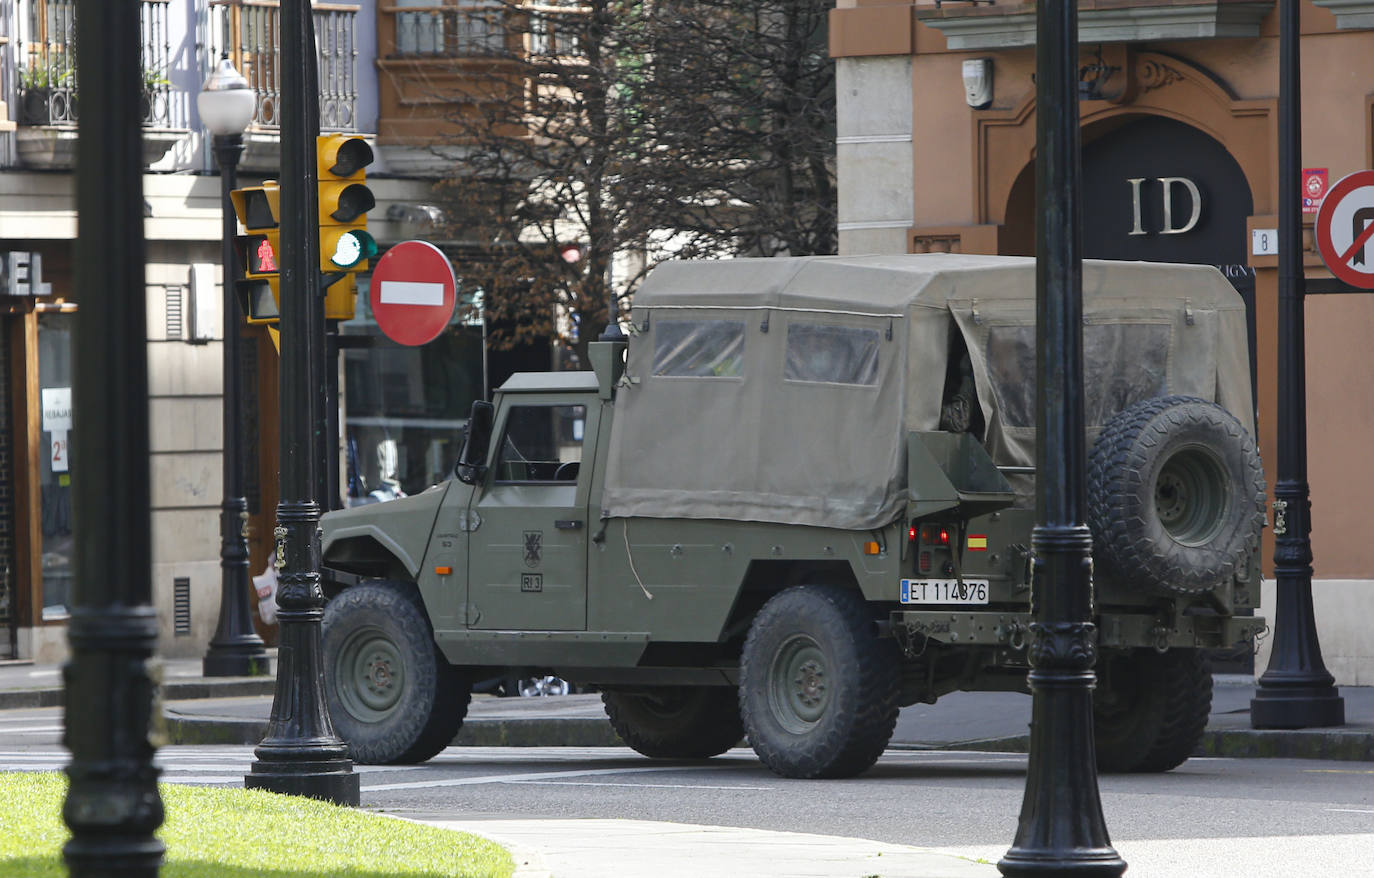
[967,535,989,551]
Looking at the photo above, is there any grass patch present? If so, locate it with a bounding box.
[0,773,514,878]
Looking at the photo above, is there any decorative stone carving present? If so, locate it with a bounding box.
[1138,59,1184,94]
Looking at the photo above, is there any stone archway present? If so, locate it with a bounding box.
[978,50,1275,246]
[1002,115,1255,264]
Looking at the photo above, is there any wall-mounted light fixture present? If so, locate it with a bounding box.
[962,58,993,110]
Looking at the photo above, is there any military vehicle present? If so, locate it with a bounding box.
[319,254,1266,779]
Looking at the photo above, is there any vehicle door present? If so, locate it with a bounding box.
[466,395,596,630]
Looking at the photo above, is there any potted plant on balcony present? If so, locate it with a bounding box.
[140,65,171,126]
[18,58,75,125]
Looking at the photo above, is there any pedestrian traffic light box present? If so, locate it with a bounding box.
[229,180,281,324]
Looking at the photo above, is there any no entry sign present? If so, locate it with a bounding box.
[1315,170,1374,289]
[369,240,457,346]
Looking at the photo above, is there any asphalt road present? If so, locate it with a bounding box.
[6,704,1374,876]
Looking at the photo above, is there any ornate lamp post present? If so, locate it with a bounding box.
[198,55,271,678]
[63,2,163,874]
[243,0,359,804]
[998,1,1124,874]
[1250,0,1344,729]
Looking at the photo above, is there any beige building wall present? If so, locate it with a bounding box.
[832,0,1374,682]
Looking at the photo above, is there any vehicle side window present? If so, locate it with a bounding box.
[653,319,745,378]
[784,323,880,386]
[494,404,586,483]
[985,323,1169,428]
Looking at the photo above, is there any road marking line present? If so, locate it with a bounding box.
[1306,769,1374,775]
[364,764,735,792]
[0,726,64,733]
[506,780,772,791]
[1327,808,1374,814]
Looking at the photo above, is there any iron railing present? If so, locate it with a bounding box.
[383,2,589,60]
[390,1,508,57]
[208,1,360,132]
[14,0,173,127]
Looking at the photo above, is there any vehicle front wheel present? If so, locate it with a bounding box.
[323,583,470,764]
[602,686,743,758]
[740,585,900,779]
[1094,648,1211,773]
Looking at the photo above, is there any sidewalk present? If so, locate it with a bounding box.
[8,658,1374,878]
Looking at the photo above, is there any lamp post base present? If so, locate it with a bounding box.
[244,757,360,805]
[1251,685,1344,729]
[202,643,270,677]
[998,851,1128,877]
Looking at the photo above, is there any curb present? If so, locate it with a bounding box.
[0,678,277,711]
[901,730,1374,763]
[1198,728,1374,761]
[163,714,624,748]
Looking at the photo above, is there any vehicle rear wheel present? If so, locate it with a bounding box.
[602,686,743,758]
[1094,648,1211,773]
[1087,396,1265,596]
[323,583,470,764]
[740,585,900,779]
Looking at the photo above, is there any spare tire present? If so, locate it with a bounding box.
[1087,396,1264,596]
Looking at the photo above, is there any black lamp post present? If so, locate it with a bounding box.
[243,0,359,804]
[998,1,1125,875]
[63,1,164,874]
[199,54,271,678]
[1250,0,1345,730]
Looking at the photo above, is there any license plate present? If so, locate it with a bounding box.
[900,579,989,605]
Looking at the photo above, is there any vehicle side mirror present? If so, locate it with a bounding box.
[455,400,494,484]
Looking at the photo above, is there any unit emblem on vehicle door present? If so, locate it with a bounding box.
[523,531,543,568]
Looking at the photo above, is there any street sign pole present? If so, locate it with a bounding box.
[244,0,359,804]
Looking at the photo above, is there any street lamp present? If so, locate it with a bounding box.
[998,1,1124,874]
[198,54,271,677]
[1250,0,1344,729]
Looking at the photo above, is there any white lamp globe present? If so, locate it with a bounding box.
[197,54,256,137]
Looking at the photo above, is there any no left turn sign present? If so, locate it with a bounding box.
[1315,170,1374,289]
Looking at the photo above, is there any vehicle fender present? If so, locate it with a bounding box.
[321,483,451,579]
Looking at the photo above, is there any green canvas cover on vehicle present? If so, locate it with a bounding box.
[602,254,1254,530]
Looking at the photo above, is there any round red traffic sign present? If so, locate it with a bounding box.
[1315,170,1374,289]
[369,240,457,346]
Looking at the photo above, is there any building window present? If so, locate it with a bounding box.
[340,282,485,504]
[393,0,506,57]
[37,312,74,620]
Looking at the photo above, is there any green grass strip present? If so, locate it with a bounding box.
[0,772,514,878]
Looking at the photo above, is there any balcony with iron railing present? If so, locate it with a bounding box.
[376,1,588,177]
[10,0,183,169]
[207,0,361,173]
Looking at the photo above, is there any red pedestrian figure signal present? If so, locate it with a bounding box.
[255,237,277,273]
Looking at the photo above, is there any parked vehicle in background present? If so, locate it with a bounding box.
[319,254,1266,778]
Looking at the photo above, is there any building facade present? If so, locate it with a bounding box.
[0,0,466,662]
[831,0,1374,682]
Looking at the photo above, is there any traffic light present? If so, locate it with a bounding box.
[317,134,377,320]
[229,181,282,324]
